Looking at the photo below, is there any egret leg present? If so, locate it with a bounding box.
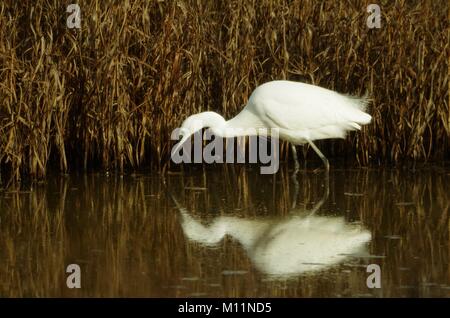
[302,144,308,170]
[290,144,300,173]
[307,140,330,172]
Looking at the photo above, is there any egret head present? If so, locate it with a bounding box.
[171,112,226,155]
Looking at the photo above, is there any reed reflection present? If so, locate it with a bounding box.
[0,167,447,297]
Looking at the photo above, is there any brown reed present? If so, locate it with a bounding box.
[0,0,448,184]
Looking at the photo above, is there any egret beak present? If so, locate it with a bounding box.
[171,132,191,158]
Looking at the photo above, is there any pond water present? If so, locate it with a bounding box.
[0,166,448,297]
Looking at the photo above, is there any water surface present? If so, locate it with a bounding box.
[0,167,448,297]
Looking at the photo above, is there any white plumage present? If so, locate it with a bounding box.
[173,80,372,170]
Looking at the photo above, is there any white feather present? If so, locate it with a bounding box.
[226,80,372,144]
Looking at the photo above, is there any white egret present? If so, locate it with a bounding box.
[173,80,372,170]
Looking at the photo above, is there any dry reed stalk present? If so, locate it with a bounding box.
[0,0,448,185]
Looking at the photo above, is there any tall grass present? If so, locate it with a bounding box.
[0,0,448,184]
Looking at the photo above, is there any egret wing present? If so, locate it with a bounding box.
[249,81,370,131]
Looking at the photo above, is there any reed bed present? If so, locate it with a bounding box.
[0,0,448,184]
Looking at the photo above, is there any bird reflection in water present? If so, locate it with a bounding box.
[171,177,371,278]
